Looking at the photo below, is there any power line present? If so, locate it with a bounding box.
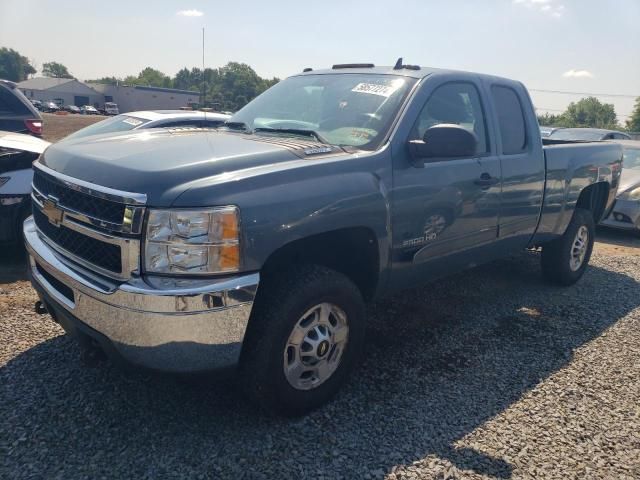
[530,88,639,99]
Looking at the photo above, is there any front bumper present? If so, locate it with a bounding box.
[24,217,259,373]
[600,198,640,232]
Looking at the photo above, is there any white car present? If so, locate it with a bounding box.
[0,131,50,244]
[62,110,231,141]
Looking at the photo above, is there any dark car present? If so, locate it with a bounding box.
[43,101,60,113]
[63,105,81,114]
[29,99,44,111]
[548,127,631,141]
[0,79,43,136]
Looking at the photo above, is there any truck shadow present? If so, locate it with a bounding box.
[1,252,638,478]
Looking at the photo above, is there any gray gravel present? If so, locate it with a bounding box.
[1,246,639,479]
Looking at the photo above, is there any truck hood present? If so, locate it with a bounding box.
[39,129,341,205]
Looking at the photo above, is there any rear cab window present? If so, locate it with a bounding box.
[491,85,527,155]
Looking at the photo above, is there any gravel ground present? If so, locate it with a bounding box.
[1,235,639,479]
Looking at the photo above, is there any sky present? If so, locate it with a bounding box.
[1,0,639,121]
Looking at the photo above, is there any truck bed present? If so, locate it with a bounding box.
[535,141,623,238]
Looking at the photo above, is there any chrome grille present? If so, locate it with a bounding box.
[33,170,126,225]
[31,163,146,280]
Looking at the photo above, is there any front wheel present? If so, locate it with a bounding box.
[541,208,595,286]
[239,265,365,416]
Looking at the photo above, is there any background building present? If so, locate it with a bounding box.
[88,83,200,112]
[18,77,103,108]
[18,78,200,112]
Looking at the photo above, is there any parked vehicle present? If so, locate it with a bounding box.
[0,79,43,136]
[104,102,119,115]
[63,105,81,114]
[62,110,231,140]
[80,105,99,115]
[600,140,640,234]
[23,63,623,415]
[43,101,60,113]
[29,99,44,111]
[540,126,560,138]
[0,131,50,244]
[548,127,631,141]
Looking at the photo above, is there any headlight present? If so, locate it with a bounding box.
[144,207,240,274]
[619,186,640,201]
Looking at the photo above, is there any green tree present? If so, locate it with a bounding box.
[42,61,73,78]
[0,47,36,81]
[86,76,121,85]
[537,112,562,126]
[124,67,172,88]
[626,97,640,132]
[558,97,618,129]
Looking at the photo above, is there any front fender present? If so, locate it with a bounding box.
[172,149,393,276]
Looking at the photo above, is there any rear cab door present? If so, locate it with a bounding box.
[482,79,545,248]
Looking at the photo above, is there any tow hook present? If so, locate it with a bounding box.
[34,300,48,315]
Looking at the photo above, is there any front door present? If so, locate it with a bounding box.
[390,80,501,289]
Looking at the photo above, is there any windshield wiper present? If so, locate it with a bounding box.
[253,127,329,144]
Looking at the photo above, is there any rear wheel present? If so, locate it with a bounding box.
[239,265,365,416]
[541,208,595,285]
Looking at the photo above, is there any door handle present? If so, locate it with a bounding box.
[474,173,499,188]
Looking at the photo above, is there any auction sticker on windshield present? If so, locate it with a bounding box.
[351,82,400,97]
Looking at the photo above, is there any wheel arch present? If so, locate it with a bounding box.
[259,227,381,302]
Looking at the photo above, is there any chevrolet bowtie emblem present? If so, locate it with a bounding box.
[42,199,64,227]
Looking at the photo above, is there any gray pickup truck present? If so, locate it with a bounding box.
[24,62,622,415]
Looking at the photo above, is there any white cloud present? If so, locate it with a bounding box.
[513,0,565,17]
[176,9,203,17]
[562,69,594,79]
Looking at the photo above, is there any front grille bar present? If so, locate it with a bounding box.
[31,162,145,280]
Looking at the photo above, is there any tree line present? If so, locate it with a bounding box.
[2,45,640,128]
[0,46,278,112]
[537,96,640,132]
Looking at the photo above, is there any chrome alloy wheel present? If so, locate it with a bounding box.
[283,303,349,390]
[569,225,589,271]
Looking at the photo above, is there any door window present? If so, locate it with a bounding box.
[413,82,488,154]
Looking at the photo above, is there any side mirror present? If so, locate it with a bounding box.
[408,124,478,167]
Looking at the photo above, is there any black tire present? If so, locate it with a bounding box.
[239,264,366,416]
[541,208,595,286]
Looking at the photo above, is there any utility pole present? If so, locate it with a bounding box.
[201,27,205,107]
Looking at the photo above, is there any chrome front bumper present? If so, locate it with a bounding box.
[24,217,259,373]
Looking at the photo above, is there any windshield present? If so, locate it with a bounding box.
[548,129,605,141]
[229,73,417,150]
[64,115,150,140]
[623,147,640,170]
